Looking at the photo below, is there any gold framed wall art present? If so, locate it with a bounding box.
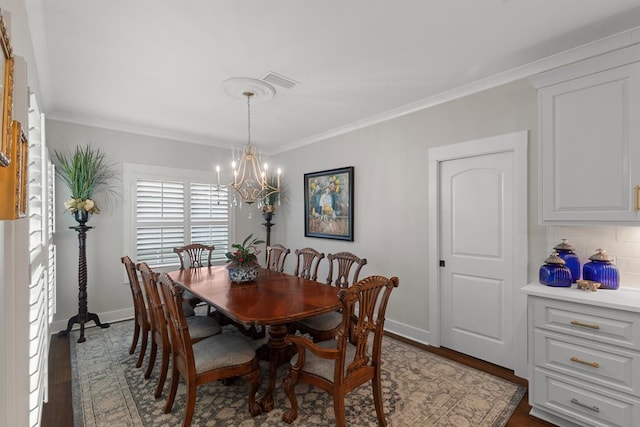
[0,11,13,167]
[0,120,28,219]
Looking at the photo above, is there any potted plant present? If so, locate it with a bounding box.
[225,234,265,282]
[54,144,117,224]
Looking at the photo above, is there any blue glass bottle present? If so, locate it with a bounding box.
[583,248,619,290]
[554,239,580,282]
[539,252,572,287]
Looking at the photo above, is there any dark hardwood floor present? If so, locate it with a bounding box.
[41,330,556,427]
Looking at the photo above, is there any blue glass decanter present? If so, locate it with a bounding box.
[554,239,580,283]
[539,252,572,287]
[583,248,619,290]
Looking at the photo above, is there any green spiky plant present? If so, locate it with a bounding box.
[54,145,118,214]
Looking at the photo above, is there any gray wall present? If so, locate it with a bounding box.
[46,121,244,330]
[47,78,547,353]
[273,78,545,335]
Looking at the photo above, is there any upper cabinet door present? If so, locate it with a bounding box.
[533,47,640,222]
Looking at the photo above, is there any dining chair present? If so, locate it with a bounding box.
[137,262,222,398]
[266,243,290,272]
[157,272,262,426]
[121,255,150,368]
[293,247,325,281]
[282,275,399,427]
[295,252,368,342]
[173,243,214,269]
[173,244,215,308]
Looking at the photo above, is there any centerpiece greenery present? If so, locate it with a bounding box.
[225,234,265,267]
[54,145,117,215]
[225,234,265,282]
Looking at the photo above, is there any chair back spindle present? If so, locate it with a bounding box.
[266,244,291,272]
[174,243,214,269]
[326,251,367,288]
[294,247,325,281]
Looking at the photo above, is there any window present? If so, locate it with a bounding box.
[124,164,231,269]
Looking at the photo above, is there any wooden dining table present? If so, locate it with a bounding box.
[168,265,341,412]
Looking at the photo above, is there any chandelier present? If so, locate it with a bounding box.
[218,78,281,211]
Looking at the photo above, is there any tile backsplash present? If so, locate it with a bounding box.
[546,226,640,289]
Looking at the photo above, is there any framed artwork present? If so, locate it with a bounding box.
[304,166,354,241]
[0,120,28,219]
[0,11,13,167]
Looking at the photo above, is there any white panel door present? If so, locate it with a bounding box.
[440,150,514,368]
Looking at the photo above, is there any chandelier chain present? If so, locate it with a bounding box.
[246,91,252,146]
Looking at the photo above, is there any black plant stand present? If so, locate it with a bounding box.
[263,212,274,263]
[58,216,109,343]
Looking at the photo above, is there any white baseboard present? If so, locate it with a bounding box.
[50,307,134,336]
[384,318,432,346]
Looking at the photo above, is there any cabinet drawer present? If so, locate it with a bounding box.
[533,298,640,350]
[534,368,640,427]
[534,330,640,395]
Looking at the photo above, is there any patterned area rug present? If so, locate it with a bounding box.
[71,320,525,427]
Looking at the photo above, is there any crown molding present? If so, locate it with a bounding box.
[46,111,232,150]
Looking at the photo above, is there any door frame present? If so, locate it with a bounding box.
[427,130,528,378]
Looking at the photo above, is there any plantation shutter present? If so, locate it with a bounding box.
[27,96,54,427]
[190,183,229,263]
[135,179,185,267]
[47,161,56,324]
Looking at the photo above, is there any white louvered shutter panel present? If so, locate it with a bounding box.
[47,161,56,323]
[136,179,185,267]
[27,96,51,427]
[190,183,229,263]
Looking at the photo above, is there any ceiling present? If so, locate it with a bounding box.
[25,0,640,153]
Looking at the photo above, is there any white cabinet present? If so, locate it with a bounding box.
[531,45,640,222]
[523,283,640,427]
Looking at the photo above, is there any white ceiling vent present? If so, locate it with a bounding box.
[263,72,298,90]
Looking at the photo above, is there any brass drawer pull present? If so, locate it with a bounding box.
[635,185,640,211]
[570,356,599,368]
[570,320,600,330]
[570,398,600,413]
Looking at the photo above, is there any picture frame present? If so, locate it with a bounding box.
[0,11,13,167]
[304,166,354,241]
[0,120,28,219]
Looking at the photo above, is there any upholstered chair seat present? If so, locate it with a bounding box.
[297,311,342,334]
[193,334,258,373]
[182,303,196,317]
[186,315,222,340]
[290,339,356,381]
